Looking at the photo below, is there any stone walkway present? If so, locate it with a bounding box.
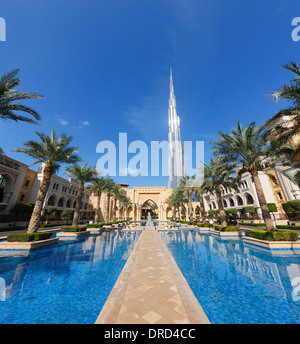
[95,227,210,324]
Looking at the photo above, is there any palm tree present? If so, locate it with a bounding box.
[267,61,300,168]
[178,175,197,220]
[117,189,129,219]
[87,176,107,223]
[111,183,122,220]
[199,157,239,226]
[103,177,116,222]
[211,121,276,230]
[0,69,43,124]
[172,187,188,220]
[14,129,80,233]
[65,164,98,227]
[121,195,132,220]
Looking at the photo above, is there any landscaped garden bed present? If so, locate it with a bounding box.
[7,231,53,242]
[57,227,90,238]
[249,229,298,241]
[243,229,300,251]
[0,231,59,251]
[210,226,245,237]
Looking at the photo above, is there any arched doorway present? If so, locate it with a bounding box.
[141,200,158,219]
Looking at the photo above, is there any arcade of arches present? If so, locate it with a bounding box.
[89,186,202,222]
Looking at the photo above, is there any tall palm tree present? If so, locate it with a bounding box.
[14,129,80,233]
[172,187,188,220]
[117,189,128,219]
[87,176,107,223]
[112,183,122,220]
[103,177,116,222]
[0,69,43,124]
[65,164,98,227]
[178,175,197,220]
[267,61,300,168]
[199,157,239,226]
[121,195,132,219]
[211,121,276,230]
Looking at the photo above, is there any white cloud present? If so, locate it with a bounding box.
[58,118,69,126]
[80,121,90,126]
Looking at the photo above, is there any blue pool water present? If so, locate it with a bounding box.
[160,229,300,324]
[0,230,141,324]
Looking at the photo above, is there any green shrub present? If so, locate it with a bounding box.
[7,232,53,242]
[282,202,297,213]
[287,199,300,211]
[239,222,266,227]
[208,210,216,216]
[62,227,87,232]
[196,223,212,227]
[14,203,34,215]
[276,225,300,230]
[87,224,104,228]
[226,208,238,215]
[243,206,255,213]
[249,230,299,241]
[214,226,238,232]
[267,203,278,212]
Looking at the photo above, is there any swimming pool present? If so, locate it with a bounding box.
[0,230,141,324]
[160,229,300,324]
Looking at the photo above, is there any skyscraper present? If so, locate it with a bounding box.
[168,69,185,189]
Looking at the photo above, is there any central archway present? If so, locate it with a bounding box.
[141,199,158,219]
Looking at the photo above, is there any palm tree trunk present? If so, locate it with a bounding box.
[106,194,111,222]
[95,192,101,224]
[188,193,193,220]
[198,191,205,218]
[72,182,84,227]
[251,170,275,230]
[215,187,226,226]
[27,165,54,233]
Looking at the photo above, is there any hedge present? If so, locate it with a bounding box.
[87,224,104,228]
[62,227,87,232]
[7,232,53,242]
[249,230,299,241]
[276,225,300,230]
[239,222,266,227]
[288,199,300,211]
[14,203,34,215]
[282,202,297,213]
[243,206,255,213]
[214,226,239,232]
[226,208,237,215]
[267,203,278,212]
[196,223,212,227]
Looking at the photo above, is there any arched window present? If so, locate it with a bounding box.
[47,195,56,206]
[58,197,64,207]
[236,196,243,206]
[246,193,254,205]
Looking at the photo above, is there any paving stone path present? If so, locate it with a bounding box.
[96,227,210,324]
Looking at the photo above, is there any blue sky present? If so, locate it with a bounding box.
[0,0,299,188]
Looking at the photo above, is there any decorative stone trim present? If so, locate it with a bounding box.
[0,238,59,251]
[243,236,300,251]
[209,229,245,237]
[56,231,90,238]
